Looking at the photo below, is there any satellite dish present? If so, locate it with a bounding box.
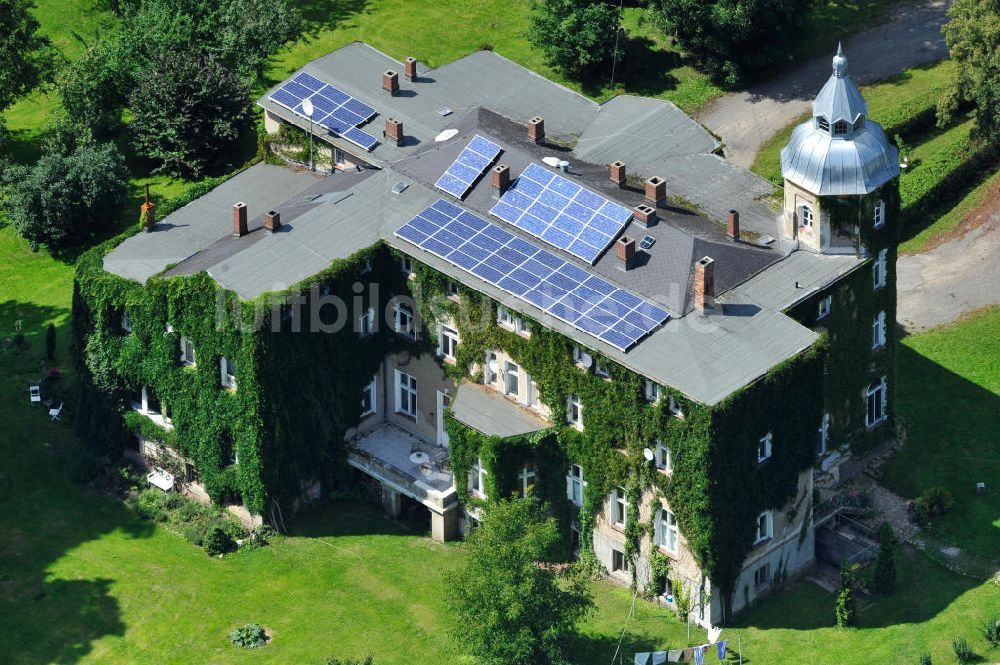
[643,448,654,462]
[579,352,593,369]
[302,97,314,118]
[435,129,459,142]
[542,156,561,167]
[558,160,570,172]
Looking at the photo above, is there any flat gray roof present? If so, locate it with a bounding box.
[731,250,865,312]
[452,382,551,438]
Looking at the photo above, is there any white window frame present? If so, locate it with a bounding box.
[468,457,487,498]
[594,358,611,379]
[394,369,418,419]
[121,309,132,333]
[359,307,375,337]
[519,463,535,498]
[874,248,888,290]
[656,441,672,473]
[656,508,679,554]
[865,377,888,428]
[438,324,459,361]
[668,395,683,418]
[612,548,628,573]
[799,203,814,228]
[394,302,416,339]
[611,486,628,528]
[572,346,592,369]
[179,336,196,366]
[757,432,773,463]
[818,412,830,456]
[503,360,521,399]
[446,280,460,298]
[361,377,377,417]
[220,356,236,389]
[645,380,661,404]
[754,510,773,544]
[754,563,771,590]
[528,377,541,409]
[497,305,516,329]
[570,520,581,555]
[817,295,832,320]
[874,199,886,229]
[566,394,583,430]
[567,464,584,506]
[400,255,414,276]
[515,317,530,336]
[872,310,886,349]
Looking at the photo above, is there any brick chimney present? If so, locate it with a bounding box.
[383,70,399,95]
[645,176,667,207]
[633,204,657,229]
[694,256,715,312]
[727,209,740,241]
[384,117,404,147]
[140,183,156,233]
[616,236,637,271]
[491,164,511,198]
[404,57,418,81]
[233,202,248,237]
[528,116,545,145]
[610,161,626,188]
[264,210,281,233]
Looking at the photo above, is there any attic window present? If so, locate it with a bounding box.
[817,116,830,132]
[392,181,409,194]
[639,235,655,250]
[833,120,849,135]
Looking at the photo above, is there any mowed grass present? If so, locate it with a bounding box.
[883,307,1000,563]
[899,165,1000,254]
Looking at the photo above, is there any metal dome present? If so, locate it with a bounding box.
[781,46,899,196]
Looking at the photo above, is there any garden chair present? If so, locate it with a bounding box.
[29,385,41,405]
[49,402,63,421]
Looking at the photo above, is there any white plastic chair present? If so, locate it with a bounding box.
[49,402,63,421]
[29,385,41,405]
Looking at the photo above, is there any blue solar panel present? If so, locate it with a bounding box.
[489,163,634,264]
[434,134,502,199]
[269,73,380,151]
[394,200,669,351]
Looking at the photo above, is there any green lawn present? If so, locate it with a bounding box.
[899,166,1000,254]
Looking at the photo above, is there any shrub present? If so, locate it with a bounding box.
[919,652,932,665]
[835,561,859,628]
[134,489,168,522]
[981,614,1000,648]
[204,527,237,556]
[916,487,956,518]
[951,637,974,663]
[177,500,203,523]
[326,658,374,665]
[229,623,267,649]
[873,521,896,594]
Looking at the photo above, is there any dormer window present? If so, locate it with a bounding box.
[833,120,849,135]
[854,116,864,130]
[817,116,830,132]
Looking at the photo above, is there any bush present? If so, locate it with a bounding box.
[177,500,203,523]
[951,637,974,663]
[835,561,859,628]
[919,652,932,665]
[134,489,168,522]
[981,614,1000,648]
[229,623,267,649]
[204,527,237,556]
[915,486,956,519]
[326,658,374,665]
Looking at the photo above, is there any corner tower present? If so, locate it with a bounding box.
[780,45,900,254]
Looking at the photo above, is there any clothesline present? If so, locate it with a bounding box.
[633,639,728,664]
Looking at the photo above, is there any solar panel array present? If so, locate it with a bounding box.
[435,135,503,199]
[395,200,669,351]
[269,72,380,151]
[490,163,634,264]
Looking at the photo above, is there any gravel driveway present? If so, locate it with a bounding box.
[696,0,952,168]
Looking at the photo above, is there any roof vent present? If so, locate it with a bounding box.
[437,107,453,116]
[639,235,655,250]
[757,235,776,246]
[392,181,410,194]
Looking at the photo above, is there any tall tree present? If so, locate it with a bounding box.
[937,0,1000,144]
[872,521,896,594]
[528,0,623,78]
[447,500,593,665]
[0,0,53,111]
[129,48,251,178]
[649,0,813,87]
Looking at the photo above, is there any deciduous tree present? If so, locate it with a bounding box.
[0,0,53,111]
[937,0,1000,144]
[528,0,623,78]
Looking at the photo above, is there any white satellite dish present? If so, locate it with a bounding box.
[542,156,561,167]
[558,160,570,172]
[301,97,314,118]
[435,129,459,142]
[643,448,654,462]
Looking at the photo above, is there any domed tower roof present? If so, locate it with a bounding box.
[781,45,899,196]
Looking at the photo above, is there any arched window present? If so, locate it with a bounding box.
[799,204,814,228]
[817,116,830,132]
[833,120,849,135]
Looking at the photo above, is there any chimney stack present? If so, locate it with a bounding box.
[383,70,399,95]
[644,176,667,207]
[616,236,637,271]
[491,164,511,198]
[633,204,657,229]
[694,256,715,312]
[384,117,404,146]
[264,210,281,233]
[727,209,740,241]
[528,116,545,145]
[610,161,626,188]
[404,57,418,81]
[141,183,156,233]
[233,202,248,237]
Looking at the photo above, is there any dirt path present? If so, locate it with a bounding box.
[897,179,1000,331]
[696,0,952,168]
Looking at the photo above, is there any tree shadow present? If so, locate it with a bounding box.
[0,301,157,663]
[574,33,683,99]
[295,0,372,41]
[288,498,434,540]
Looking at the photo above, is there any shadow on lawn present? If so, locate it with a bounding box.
[288,498,433,540]
[1,304,156,664]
